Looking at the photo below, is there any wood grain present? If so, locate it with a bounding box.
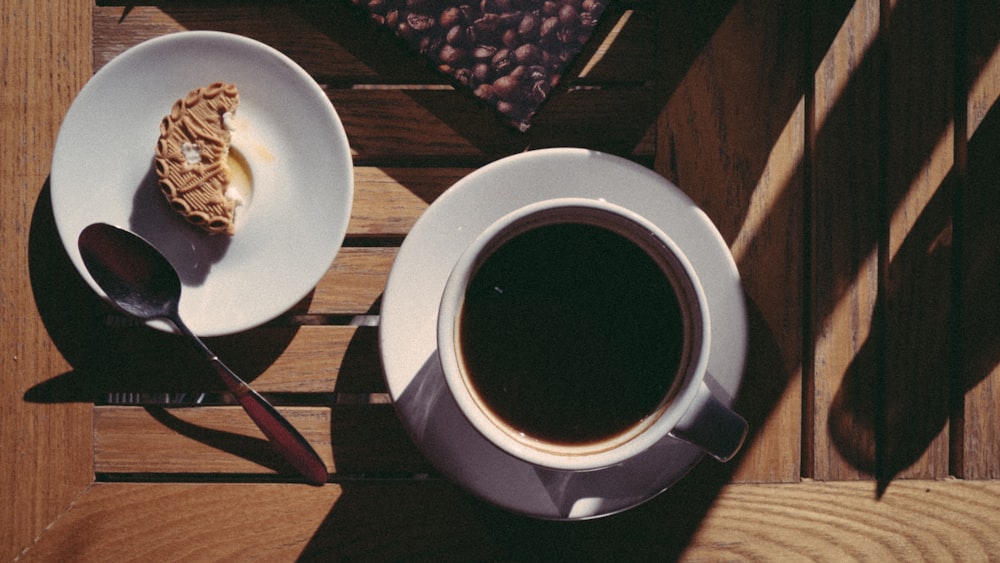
[656,0,806,483]
[959,0,1000,479]
[7,0,1000,559]
[881,0,954,482]
[808,0,881,481]
[19,479,1000,562]
[347,167,469,236]
[52,324,383,398]
[305,247,396,315]
[93,405,429,476]
[1,1,94,560]
[966,3,1000,138]
[682,479,1000,561]
[214,326,385,394]
[93,3,660,84]
[92,4,379,79]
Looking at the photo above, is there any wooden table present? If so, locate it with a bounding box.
[5,1,1000,560]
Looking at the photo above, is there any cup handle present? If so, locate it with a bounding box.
[668,378,748,462]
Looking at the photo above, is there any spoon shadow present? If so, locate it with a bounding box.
[143,406,298,477]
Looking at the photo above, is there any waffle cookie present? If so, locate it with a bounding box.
[154,82,242,235]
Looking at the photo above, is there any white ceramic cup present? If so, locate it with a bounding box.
[437,197,748,471]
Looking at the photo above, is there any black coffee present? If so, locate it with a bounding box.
[458,222,685,445]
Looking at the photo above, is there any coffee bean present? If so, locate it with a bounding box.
[446,25,469,46]
[406,12,436,32]
[518,12,541,41]
[439,6,463,28]
[558,4,579,28]
[439,44,467,66]
[492,74,521,101]
[540,16,559,41]
[473,45,498,61]
[353,0,608,124]
[474,13,500,35]
[491,47,516,74]
[474,83,498,102]
[473,61,493,82]
[502,28,519,49]
[453,67,474,86]
[385,9,400,27]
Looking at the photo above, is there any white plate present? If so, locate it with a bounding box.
[379,148,748,520]
[51,31,353,336]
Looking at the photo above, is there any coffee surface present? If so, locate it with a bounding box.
[459,222,685,445]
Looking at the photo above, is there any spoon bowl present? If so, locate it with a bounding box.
[79,222,182,320]
[78,222,328,485]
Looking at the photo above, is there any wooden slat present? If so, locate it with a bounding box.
[306,247,395,315]
[33,237,392,393]
[20,479,1000,561]
[211,326,384,394]
[94,405,430,476]
[655,0,805,483]
[19,482,496,562]
[39,325,382,399]
[94,3,660,84]
[93,4,417,80]
[569,0,661,83]
[959,1,1000,478]
[331,89,489,160]
[94,246,388,328]
[330,86,658,161]
[348,166,469,236]
[808,0,881,480]
[966,3,1000,136]
[881,0,954,481]
[0,1,95,560]
[33,304,384,398]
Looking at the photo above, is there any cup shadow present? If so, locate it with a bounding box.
[303,295,783,561]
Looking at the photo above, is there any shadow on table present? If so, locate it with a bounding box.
[25,178,314,473]
[139,1,734,165]
[91,0,1000,555]
[151,0,843,553]
[24,183,299,402]
[307,0,737,160]
[828,85,1000,490]
[298,297,787,560]
[297,476,735,562]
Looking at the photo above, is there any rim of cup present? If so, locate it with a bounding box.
[437,197,713,471]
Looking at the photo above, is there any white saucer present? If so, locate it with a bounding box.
[51,31,353,336]
[379,149,747,520]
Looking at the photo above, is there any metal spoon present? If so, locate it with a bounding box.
[78,222,328,486]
